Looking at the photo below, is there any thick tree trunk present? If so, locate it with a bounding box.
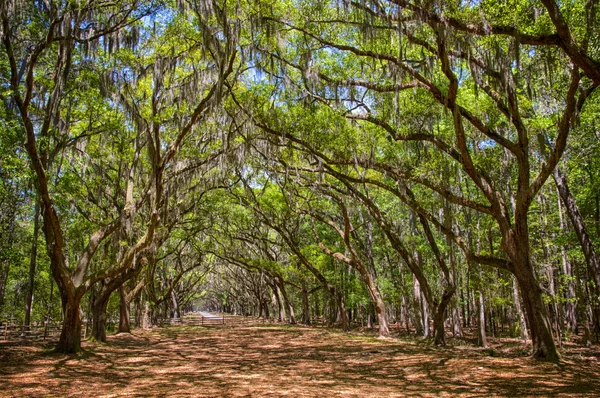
[432,307,444,345]
[24,199,41,327]
[56,294,83,353]
[513,261,559,360]
[433,287,455,345]
[501,217,559,360]
[91,294,110,343]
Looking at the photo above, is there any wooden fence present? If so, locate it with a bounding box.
[1,321,64,341]
[159,313,272,327]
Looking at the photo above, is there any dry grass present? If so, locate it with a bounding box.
[1,323,599,397]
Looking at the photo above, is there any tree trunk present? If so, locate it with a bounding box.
[554,168,600,296]
[56,293,83,353]
[356,271,388,336]
[277,278,295,324]
[513,260,559,360]
[118,287,131,333]
[501,214,559,360]
[171,290,179,320]
[134,293,143,328]
[413,277,424,336]
[477,286,487,347]
[421,291,430,337]
[91,293,111,343]
[272,282,286,322]
[335,290,350,331]
[433,287,455,345]
[475,265,488,347]
[452,305,463,337]
[301,283,310,325]
[513,276,529,341]
[142,298,151,329]
[24,199,41,327]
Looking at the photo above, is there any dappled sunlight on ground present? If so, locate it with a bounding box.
[1,324,599,397]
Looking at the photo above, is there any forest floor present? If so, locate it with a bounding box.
[1,323,599,397]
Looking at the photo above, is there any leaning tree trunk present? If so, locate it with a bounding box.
[554,168,600,295]
[276,278,295,324]
[365,281,389,336]
[372,291,389,337]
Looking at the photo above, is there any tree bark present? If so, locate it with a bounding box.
[433,288,455,345]
[171,290,180,319]
[91,293,110,342]
[56,292,83,353]
[301,282,310,325]
[361,272,389,337]
[272,282,286,322]
[477,279,487,347]
[413,277,425,336]
[510,253,559,360]
[118,287,131,333]
[277,277,295,324]
[119,280,144,333]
